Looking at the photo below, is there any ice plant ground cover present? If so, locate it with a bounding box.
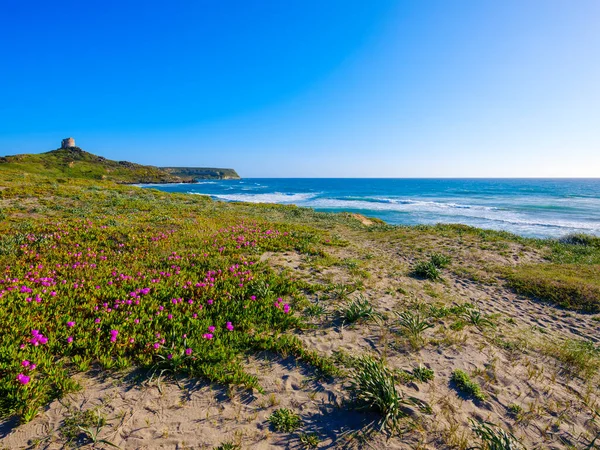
[0,169,600,448]
[0,174,340,423]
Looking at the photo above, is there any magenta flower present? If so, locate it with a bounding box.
[16,373,30,385]
[167,354,173,360]
[283,304,291,314]
[203,333,213,340]
[226,322,234,331]
[29,329,48,346]
[67,336,73,344]
[109,329,118,343]
[67,321,75,328]
[208,326,215,332]
[153,343,160,349]
[22,360,30,368]
[185,348,192,356]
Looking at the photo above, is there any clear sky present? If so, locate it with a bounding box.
[1,1,599,177]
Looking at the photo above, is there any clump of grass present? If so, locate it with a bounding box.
[412,365,434,383]
[469,419,523,449]
[412,253,451,281]
[450,369,486,402]
[558,233,600,248]
[348,355,428,433]
[343,294,381,324]
[214,443,241,450]
[462,307,494,330]
[552,339,600,379]
[60,408,117,448]
[299,432,320,448]
[430,252,451,268]
[413,260,442,281]
[396,311,434,346]
[506,404,524,421]
[268,408,303,432]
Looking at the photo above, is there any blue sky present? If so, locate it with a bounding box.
[1,1,599,177]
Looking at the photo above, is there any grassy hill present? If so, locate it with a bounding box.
[0,147,239,183]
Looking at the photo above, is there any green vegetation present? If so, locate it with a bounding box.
[450,369,486,402]
[396,310,434,346]
[469,419,523,450]
[161,166,240,180]
[506,264,600,313]
[551,339,600,379]
[1,151,599,449]
[268,408,303,432]
[412,365,434,383]
[412,253,450,281]
[342,294,381,324]
[348,355,428,433]
[0,147,239,183]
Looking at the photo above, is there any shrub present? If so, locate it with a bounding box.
[450,369,486,401]
[268,408,303,433]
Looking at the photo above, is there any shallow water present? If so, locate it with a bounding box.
[142,178,600,238]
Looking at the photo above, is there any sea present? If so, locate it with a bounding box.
[142,178,600,239]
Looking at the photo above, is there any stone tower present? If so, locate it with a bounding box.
[61,137,76,149]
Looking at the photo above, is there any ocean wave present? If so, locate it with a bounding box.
[206,192,318,204]
[305,198,599,232]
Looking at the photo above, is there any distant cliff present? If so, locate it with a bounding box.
[161,167,240,180]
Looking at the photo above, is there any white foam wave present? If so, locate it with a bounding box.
[206,192,318,204]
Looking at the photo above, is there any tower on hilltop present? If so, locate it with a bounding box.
[61,137,76,149]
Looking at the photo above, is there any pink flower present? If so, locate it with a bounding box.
[22,360,30,368]
[208,326,215,332]
[185,348,192,356]
[167,354,173,360]
[94,318,101,324]
[67,321,75,328]
[67,336,73,344]
[167,314,173,320]
[203,333,213,340]
[283,304,291,314]
[109,329,118,342]
[153,343,160,349]
[17,373,30,385]
[226,322,234,331]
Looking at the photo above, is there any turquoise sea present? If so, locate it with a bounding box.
[143,179,600,239]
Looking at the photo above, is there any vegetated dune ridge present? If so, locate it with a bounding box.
[0,147,240,183]
[0,167,599,450]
